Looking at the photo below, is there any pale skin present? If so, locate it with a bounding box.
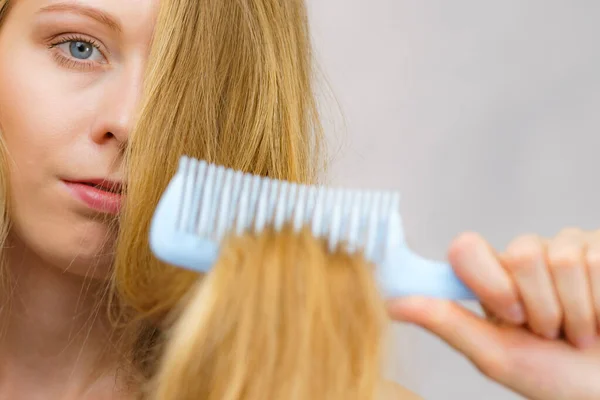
[0,1,596,400]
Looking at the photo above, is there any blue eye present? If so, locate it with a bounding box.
[69,41,94,59]
[55,39,105,63]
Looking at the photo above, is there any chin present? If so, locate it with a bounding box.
[51,246,116,280]
[8,217,118,281]
[48,227,118,280]
[64,260,114,280]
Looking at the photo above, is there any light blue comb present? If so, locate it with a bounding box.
[149,156,476,300]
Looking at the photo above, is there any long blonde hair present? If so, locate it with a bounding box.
[115,0,322,315]
[112,0,325,383]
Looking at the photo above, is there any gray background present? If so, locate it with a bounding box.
[307,1,600,399]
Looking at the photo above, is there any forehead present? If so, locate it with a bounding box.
[8,0,159,39]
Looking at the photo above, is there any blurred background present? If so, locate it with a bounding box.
[306,1,600,399]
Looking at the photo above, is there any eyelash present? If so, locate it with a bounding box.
[48,34,108,72]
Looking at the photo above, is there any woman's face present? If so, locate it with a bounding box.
[0,0,158,277]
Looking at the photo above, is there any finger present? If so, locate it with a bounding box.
[585,231,600,335]
[501,234,562,339]
[548,228,596,348]
[448,232,525,324]
[387,297,510,381]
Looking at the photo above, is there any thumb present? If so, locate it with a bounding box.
[387,297,509,380]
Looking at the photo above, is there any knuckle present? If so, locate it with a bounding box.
[557,227,584,238]
[588,229,600,243]
[504,236,544,272]
[585,247,600,270]
[548,246,582,270]
[448,231,484,259]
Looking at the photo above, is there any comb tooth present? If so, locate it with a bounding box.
[327,188,343,252]
[235,173,252,235]
[248,175,262,229]
[387,192,403,247]
[267,178,280,227]
[375,192,392,262]
[333,189,348,248]
[176,156,190,231]
[286,183,298,222]
[176,155,188,179]
[254,176,271,233]
[188,160,207,233]
[189,161,201,232]
[215,167,234,240]
[340,189,354,246]
[321,187,335,245]
[292,184,307,232]
[228,171,244,232]
[337,189,350,244]
[305,186,318,230]
[273,181,289,231]
[311,186,327,238]
[178,155,189,169]
[183,157,198,232]
[364,191,383,261]
[324,187,336,231]
[209,166,225,239]
[197,163,216,236]
[346,191,362,252]
[360,191,374,251]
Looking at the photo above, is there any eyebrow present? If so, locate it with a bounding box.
[37,3,122,33]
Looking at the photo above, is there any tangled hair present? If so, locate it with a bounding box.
[151,226,387,400]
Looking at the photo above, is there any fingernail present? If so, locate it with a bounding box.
[576,336,596,349]
[507,304,525,323]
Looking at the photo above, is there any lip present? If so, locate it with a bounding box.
[75,178,123,193]
[63,180,124,215]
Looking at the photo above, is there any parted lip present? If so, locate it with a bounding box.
[64,178,124,194]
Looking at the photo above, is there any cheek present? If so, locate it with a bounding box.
[0,48,78,169]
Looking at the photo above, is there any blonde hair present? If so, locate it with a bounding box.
[115,0,322,316]
[111,0,326,385]
[152,226,386,400]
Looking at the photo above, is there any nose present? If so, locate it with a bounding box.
[89,65,144,146]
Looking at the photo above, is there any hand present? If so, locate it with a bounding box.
[387,229,600,400]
